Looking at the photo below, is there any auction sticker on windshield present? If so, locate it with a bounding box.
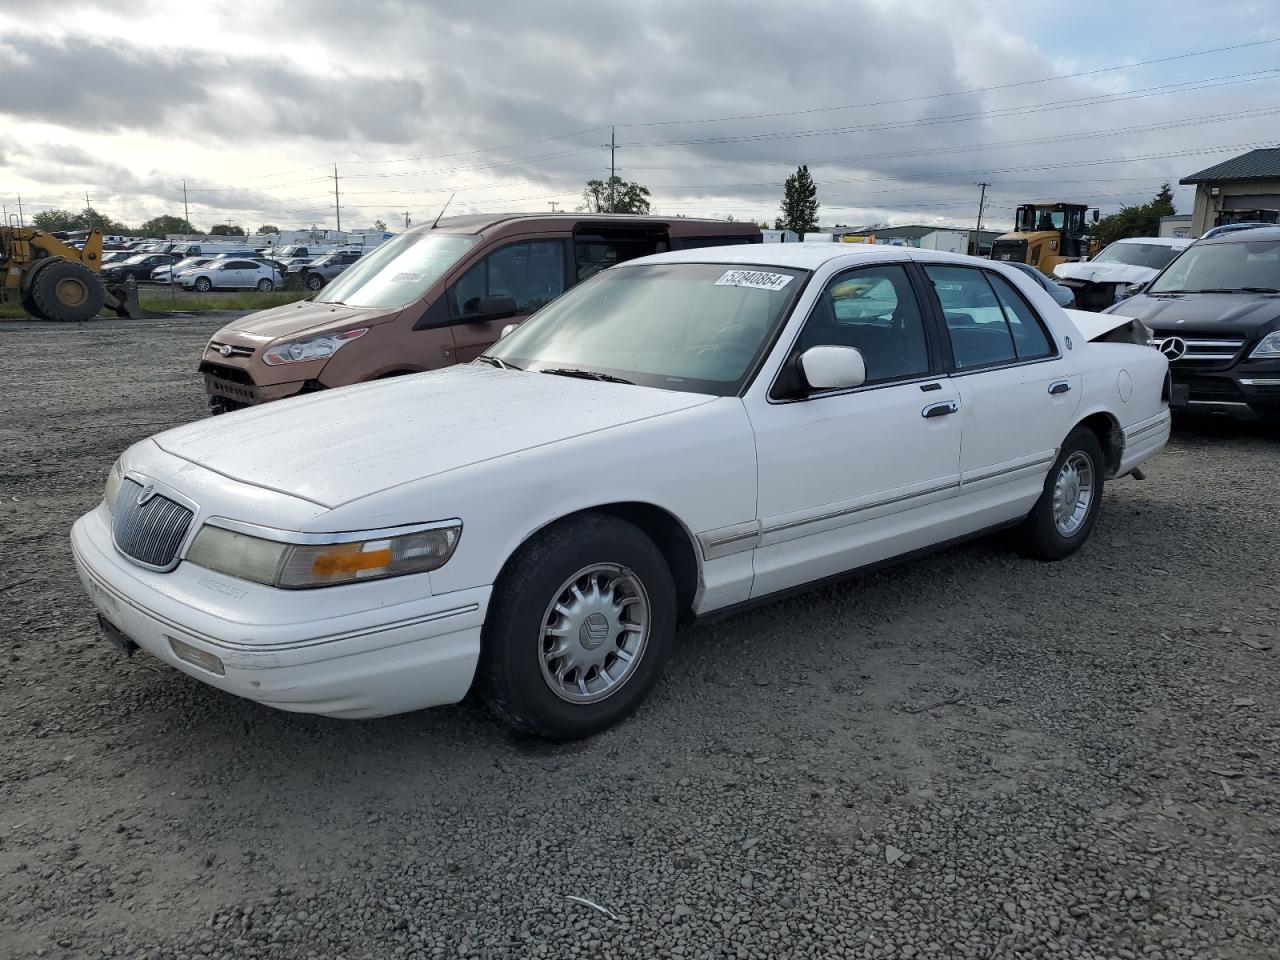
[715,269,794,291]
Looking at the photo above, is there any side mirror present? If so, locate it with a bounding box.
[797,345,866,391]
[464,294,518,322]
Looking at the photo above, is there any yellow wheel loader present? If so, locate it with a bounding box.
[0,227,134,321]
[989,202,1101,277]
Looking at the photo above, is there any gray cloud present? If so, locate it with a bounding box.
[2,0,1276,228]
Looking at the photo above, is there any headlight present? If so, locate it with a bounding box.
[262,328,368,366]
[103,461,123,513]
[1249,331,1280,359]
[185,522,461,588]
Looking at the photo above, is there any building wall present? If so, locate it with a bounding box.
[1190,180,1280,235]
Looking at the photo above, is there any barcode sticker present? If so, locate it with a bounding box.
[715,269,793,291]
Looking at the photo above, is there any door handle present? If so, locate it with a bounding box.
[1048,380,1072,396]
[919,382,943,392]
[922,401,959,419]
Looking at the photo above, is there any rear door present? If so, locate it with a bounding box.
[919,263,1080,499]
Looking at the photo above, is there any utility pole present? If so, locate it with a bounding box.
[973,182,990,255]
[182,179,190,234]
[403,211,411,229]
[549,201,559,213]
[609,125,616,213]
[332,164,341,232]
[16,194,23,227]
[85,191,91,217]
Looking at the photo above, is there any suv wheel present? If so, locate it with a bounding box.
[480,514,676,739]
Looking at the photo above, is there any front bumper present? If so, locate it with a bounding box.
[199,360,311,407]
[71,506,489,718]
[1168,363,1280,420]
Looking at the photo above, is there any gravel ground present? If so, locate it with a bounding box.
[1,314,1277,960]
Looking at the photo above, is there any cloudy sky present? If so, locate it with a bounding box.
[1,0,1278,234]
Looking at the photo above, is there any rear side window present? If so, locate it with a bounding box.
[987,273,1055,359]
[924,265,1016,369]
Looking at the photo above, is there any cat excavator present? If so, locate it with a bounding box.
[0,226,135,321]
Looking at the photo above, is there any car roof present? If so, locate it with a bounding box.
[1198,225,1280,244]
[636,241,1010,271]
[1109,236,1192,247]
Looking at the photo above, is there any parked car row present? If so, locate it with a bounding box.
[73,214,1172,741]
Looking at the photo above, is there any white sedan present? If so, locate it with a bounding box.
[71,244,1170,738]
[179,259,281,292]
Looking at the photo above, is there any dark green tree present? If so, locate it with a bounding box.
[209,223,246,236]
[257,224,281,234]
[32,209,83,232]
[140,215,197,238]
[778,165,820,237]
[581,176,652,214]
[1092,183,1177,247]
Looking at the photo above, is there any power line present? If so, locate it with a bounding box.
[622,69,1280,148]
[618,35,1280,128]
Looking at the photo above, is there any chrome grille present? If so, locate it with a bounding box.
[208,341,254,358]
[111,478,194,570]
[1154,335,1245,362]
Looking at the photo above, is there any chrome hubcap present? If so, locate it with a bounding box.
[1052,451,1095,536]
[539,564,650,704]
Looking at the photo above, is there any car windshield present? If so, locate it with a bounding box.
[315,232,480,307]
[1093,242,1183,270]
[1148,239,1280,294]
[486,262,807,396]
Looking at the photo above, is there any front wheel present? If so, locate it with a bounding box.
[256,278,274,292]
[479,514,676,739]
[193,276,213,293]
[1015,426,1105,561]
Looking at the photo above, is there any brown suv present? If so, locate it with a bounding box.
[200,213,762,412]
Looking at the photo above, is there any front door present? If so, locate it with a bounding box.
[748,262,963,598]
[446,239,569,362]
[920,263,1080,499]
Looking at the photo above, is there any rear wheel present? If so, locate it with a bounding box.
[30,259,104,322]
[305,272,324,290]
[256,278,274,292]
[480,514,676,739]
[1015,426,1105,561]
[193,276,213,293]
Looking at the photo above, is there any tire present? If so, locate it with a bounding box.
[1015,426,1105,561]
[20,287,52,321]
[479,514,677,740]
[193,276,213,293]
[29,259,104,322]
[207,395,243,416]
[256,278,274,292]
[305,272,324,290]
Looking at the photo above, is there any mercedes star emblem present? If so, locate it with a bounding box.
[1159,337,1187,361]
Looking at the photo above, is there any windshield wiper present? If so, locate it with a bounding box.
[1173,288,1280,294]
[476,355,521,370]
[538,367,635,385]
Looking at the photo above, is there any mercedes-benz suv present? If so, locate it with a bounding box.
[1104,227,1280,421]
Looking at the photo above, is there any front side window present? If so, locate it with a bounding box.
[451,241,567,316]
[794,264,930,384]
[925,265,1017,369]
[487,262,806,396]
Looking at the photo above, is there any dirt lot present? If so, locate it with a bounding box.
[1,314,1277,959]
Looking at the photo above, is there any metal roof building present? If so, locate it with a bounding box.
[1181,148,1280,235]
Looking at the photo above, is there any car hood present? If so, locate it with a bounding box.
[151,364,716,508]
[1104,292,1280,335]
[214,299,402,343]
[1054,261,1157,285]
